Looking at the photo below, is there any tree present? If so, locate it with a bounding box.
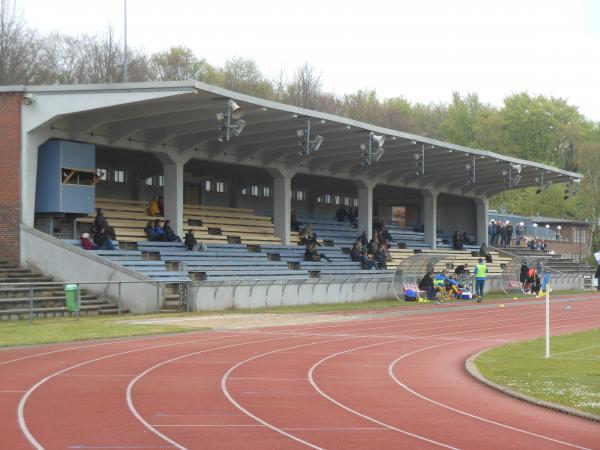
[221,57,274,98]
[0,0,42,84]
[281,62,323,109]
[575,137,600,253]
[151,46,213,81]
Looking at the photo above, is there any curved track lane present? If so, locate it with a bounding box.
[1,295,599,449]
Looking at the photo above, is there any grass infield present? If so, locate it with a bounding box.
[0,290,587,348]
[475,328,600,416]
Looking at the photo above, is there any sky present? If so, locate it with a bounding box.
[18,0,600,121]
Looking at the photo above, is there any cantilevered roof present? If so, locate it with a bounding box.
[10,81,581,197]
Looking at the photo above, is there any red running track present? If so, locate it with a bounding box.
[1,295,599,449]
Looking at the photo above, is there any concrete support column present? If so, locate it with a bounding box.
[475,197,489,246]
[356,180,375,239]
[158,152,192,238]
[269,168,295,245]
[423,190,438,249]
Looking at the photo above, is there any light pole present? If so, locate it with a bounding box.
[123,0,128,82]
[556,225,561,241]
[545,224,550,240]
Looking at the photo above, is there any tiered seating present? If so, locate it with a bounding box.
[63,240,189,282]
[258,244,391,278]
[154,243,309,281]
[78,198,282,246]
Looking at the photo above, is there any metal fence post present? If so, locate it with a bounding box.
[29,284,34,325]
[118,282,122,316]
[156,282,160,313]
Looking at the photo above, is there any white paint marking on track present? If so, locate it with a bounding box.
[387,343,593,449]
[17,333,248,450]
[307,339,459,449]
[221,337,363,450]
[126,335,298,450]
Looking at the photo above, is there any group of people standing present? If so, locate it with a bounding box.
[489,220,518,248]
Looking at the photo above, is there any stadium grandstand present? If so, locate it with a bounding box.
[0,81,585,316]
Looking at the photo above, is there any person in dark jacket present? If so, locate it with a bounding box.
[479,242,493,263]
[163,220,182,242]
[350,240,362,262]
[145,220,163,242]
[520,261,529,285]
[184,229,197,250]
[419,271,435,300]
[93,227,115,250]
[358,230,369,249]
[360,251,377,270]
[305,242,331,262]
[334,206,348,222]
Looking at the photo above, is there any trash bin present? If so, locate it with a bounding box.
[65,284,80,312]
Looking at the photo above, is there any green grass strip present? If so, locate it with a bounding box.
[475,328,600,416]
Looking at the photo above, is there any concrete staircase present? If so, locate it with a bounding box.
[494,247,595,275]
[0,261,128,320]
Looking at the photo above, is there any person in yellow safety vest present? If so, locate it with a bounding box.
[474,258,487,303]
[433,269,450,301]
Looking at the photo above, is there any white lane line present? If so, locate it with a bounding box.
[221,337,363,450]
[387,327,599,450]
[152,424,389,431]
[17,333,246,450]
[0,333,214,366]
[307,339,459,450]
[126,335,297,450]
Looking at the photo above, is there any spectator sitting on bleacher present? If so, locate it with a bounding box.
[157,196,164,216]
[479,242,493,263]
[305,242,332,262]
[374,244,390,269]
[368,233,379,255]
[93,227,115,250]
[335,206,348,222]
[350,240,362,262]
[163,220,182,242]
[419,271,435,300]
[359,230,369,249]
[348,207,358,227]
[80,232,95,250]
[300,224,319,245]
[145,220,164,242]
[147,196,160,216]
[452,231,464,250]
[373,216,383,233]
[184,229,206,251]
[380,224,394,243]
[291,208,300,231]
[360,250,377,270]
[92,208,116,240]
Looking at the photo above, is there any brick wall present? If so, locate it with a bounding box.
[0,93,22,264]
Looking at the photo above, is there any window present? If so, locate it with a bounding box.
[343,196,350,206]
[262,185,272,198]
[323,194,332,204]
[315,195,322,203]
[96,168,108,181]
[216,181,226,193]
[334,194,341,205]
[204,180,213,192]
[353,198,358,207]
[113,169,126,183]
[145,177,153,186]
[294,190,305,201]
[158,175,164,187]
[242,185,260,196]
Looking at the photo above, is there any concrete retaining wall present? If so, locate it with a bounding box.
[189,278,394,311]
[20,225,162,313]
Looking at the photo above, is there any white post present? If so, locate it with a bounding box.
[475,197,489,246]
[273,175,292,245]
[356,180,375,239]
[423,190,438,249]
[163,161,184,237]
[545,282,550,358]
[269,168,294,245]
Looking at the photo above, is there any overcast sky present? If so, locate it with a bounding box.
[19,0,600,121]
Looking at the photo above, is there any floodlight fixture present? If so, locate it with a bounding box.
[503,162,522,189]
[360,131,386,167]
[414,143,425,176]
[22,93,34,105]
[297,118,324,156]
[217,99,246,142]
[466,154,476,184]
